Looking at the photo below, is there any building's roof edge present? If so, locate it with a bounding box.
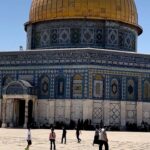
[0,48,149,57]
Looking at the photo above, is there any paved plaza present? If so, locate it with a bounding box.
[0,129,150,150]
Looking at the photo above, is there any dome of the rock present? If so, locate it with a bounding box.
[29,0,142,34]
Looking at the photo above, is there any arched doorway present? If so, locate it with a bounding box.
[2,80,37,128]
[28,100,33,126]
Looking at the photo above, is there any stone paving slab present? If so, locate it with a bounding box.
[0,129,150,150]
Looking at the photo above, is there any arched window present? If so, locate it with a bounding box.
[93,74,103,98]
[111,78,120,99]
[72,74,83,98]
[127,79,137,100]
[55,76,65,98]
[144,80,150,100]
[39,75,50,98]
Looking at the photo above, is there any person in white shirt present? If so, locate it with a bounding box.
[25,128,32,150]
[99,128,109,150]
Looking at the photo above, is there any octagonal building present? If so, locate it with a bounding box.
[0,0,150,129]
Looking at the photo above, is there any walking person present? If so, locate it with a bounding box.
[99,128,109,150]
[93,125,100,146]
[25,128,32,150]
[49,128,56,150]
[61,126,67,144]
[76,126,81,143]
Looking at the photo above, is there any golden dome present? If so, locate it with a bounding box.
[29,0,142,34]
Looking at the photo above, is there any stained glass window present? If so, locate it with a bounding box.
[127,79,135,100]
[40,75,49,96]
[111,79,120,99]
[72,74,83,98]
[93,74,103,98]
[58,79,65,96]
[144,80,150,100]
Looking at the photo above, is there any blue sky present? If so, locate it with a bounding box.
[0,0,149,54]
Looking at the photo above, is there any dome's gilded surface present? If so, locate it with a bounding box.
[29,0,142,34]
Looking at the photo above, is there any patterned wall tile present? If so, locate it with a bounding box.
[82,28,94,44]
[59,28,70,44]
[51,29,58,44]
[107,28,118,46]
[41,31,50,47]
[71,28,81,44]
[93,101,103,124]
[29,20,137,51]
[110,103,120,125]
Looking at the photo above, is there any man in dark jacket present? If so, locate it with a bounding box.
[61,126,67,144]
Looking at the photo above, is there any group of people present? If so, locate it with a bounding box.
[93,125,109,150]
[25,125,108,150]
[49,126,82,150]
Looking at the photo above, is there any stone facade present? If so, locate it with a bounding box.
[0,2,149,128]
[2,99,150,128]
[0,48,149,128]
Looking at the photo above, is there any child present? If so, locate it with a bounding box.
[49,128,56,150]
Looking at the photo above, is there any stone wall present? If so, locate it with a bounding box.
[35,99,150,127]
[143,103,150,124]
[1,99,150,127]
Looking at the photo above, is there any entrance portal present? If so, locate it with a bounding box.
[18,100,25,126]
[2,80,37,128]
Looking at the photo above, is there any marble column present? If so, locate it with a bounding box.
[9,99,14,127]
[2,99,7,128]
[23,100,29,128]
